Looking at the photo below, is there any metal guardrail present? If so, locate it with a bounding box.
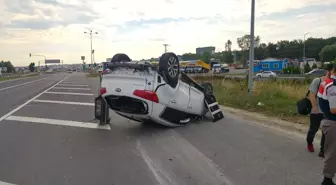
[0,72,37,78]
[188,73,306,77]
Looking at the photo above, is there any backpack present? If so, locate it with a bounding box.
[296,78,321,115]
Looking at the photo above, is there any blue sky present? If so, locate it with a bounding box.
[0,0,335,65]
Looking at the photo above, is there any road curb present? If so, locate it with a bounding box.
[220,105,322,138]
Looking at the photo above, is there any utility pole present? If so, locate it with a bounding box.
[248,0,255,96]
[84,30,98,65]
[163,44,169,53]
[303,32,309,63]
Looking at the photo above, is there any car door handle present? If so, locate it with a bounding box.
[170,100,176,103]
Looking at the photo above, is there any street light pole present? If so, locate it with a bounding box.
[29,53,46,74]
[163,44,169,53]
[303,32,309,63]
[248,0,255,96]
[84,30,98,66]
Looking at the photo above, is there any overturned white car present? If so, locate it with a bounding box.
[94,52,224,127]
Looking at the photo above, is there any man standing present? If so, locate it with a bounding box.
[318,64,336,185]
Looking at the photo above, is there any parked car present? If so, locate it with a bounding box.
[185,66,194,73]
[305,69,326,76]
[256,71,277,78]
[95,52,224,127]
[180,66,186,73]
[194,65,203,73]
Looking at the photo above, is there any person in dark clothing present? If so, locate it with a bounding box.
[306,67,331,157]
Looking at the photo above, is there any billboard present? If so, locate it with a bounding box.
[45,59,61,64]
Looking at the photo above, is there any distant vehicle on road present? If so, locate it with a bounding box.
[96,52,224,127]
[305,69,325,76]
[213,64,229,74]
[256,71,277,78]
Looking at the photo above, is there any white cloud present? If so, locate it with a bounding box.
[0,0,335,66]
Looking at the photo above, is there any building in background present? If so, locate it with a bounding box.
[196,46,215,56]
[251,58,289,73]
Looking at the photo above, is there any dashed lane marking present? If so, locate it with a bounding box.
[44,92,94,96]
[0,77,49,91]
[0,76,69,122]
[5,116,110,130]
[33,99,94,106]
[52,87,90,90]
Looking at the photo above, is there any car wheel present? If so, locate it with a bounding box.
[159,52,180,88]
[201,82,213,95]
[269,75,273,78]
[110,53,131,63]
[257,75,261,78]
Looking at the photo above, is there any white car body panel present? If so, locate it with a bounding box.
[100,63,208,127]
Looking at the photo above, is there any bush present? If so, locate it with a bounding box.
[304,62,311,73]
[281,66,301,74]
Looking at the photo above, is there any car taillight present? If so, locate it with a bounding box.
[102,69,109,75]
[133,90,159,103]
[100,87,107,95]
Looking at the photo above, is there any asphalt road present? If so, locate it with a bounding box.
[0,73,331,185]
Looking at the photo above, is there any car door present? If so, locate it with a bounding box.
[261,71,268,77]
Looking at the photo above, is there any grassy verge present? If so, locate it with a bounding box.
[193,76,315,125]
[0,73,39,82]
[86,73,100,78]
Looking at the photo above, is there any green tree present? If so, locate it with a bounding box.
[319,44,336,62]
[312,63,317,69]
[225,40,232,51]
[181,53,199,60]
[237,34,261,51]
[223,51,234,63]
[28,62,35,72]
[0,60,15,73]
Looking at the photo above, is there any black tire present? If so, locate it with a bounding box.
[201,82,213,95]
[110,53,131,63]
[257,75,261,78]
[159,52,180,88]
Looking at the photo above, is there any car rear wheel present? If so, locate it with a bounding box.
[110,53,131,63]
[159,52,180,88]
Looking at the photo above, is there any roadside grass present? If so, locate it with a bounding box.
[86,73,100,78]
[193,76,315,125]
[0,73,38,82]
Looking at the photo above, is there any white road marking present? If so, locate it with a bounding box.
[5,116,110,130]
[136,130,234,185]
[60,82,80,84]
[0,77,48,91]
[52,87,90,90]
[57,84,88,87]
[0,76,69,122]
[45,92,94,96]
[33,99,94,106]
[0,181,16,185]
[137,141,177,185]
[0,74,37,84]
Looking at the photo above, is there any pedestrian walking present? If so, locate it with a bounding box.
[317,64,336,185]
[306,67,330,157]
